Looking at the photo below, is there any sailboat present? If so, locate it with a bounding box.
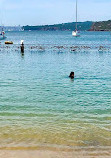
[0,27,6,40]
[72,0,80,37]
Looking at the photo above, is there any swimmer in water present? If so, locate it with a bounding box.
[69,72,74,79]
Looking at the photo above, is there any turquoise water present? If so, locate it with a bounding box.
[0,31,111,150]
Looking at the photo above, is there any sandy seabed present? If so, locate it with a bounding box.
[0,148,111,158]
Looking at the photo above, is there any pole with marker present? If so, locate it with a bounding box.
[21,40,24,53]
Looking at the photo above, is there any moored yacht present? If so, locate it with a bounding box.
[72,0,80,37]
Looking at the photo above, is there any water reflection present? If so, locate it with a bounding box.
[21,51,24,58]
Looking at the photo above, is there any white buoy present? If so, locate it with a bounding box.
[21,40,24,44]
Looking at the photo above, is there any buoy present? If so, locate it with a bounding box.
[5,41,13,44]
[21,40,24,45]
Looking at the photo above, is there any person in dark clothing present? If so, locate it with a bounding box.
[69,72,74,79]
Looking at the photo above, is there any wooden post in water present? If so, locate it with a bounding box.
[21,40,24,53]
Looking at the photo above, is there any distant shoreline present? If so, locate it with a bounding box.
[1,20,111,32]
[22,21,93,31]
[22,20,111,32]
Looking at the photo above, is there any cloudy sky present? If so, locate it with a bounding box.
[0,0,111,26]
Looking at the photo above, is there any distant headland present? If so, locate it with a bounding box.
[22,21,93,31]
[22,20,111,31]
[1,20,111,31]
[89,20,111,31]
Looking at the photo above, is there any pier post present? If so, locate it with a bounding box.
[21,40,24,53]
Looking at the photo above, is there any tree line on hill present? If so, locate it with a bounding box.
[22,20,111,31]
[89,20,111,31]
[23,21,92,31]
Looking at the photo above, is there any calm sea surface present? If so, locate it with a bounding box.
[0,31,111,150]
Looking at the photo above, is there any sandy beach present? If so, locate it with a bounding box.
[0,148,111,158]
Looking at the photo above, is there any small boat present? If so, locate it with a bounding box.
[5,41,13,44]
[0,30,6,40]
[72,0,80,37]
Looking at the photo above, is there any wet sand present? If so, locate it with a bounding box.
[0,148,111,158]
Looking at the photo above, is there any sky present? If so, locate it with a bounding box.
[0,0,111,26]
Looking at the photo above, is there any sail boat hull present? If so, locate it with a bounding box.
[0,30,7,40]
[72,31,80,37]
[0,36,6,40]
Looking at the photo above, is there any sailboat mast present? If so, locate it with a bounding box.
[76,0,77,31]
[72,0,80,36]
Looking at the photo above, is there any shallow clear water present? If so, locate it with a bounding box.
[0,31,111,150]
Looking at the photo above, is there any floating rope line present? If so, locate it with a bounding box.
[0,43,111,52]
